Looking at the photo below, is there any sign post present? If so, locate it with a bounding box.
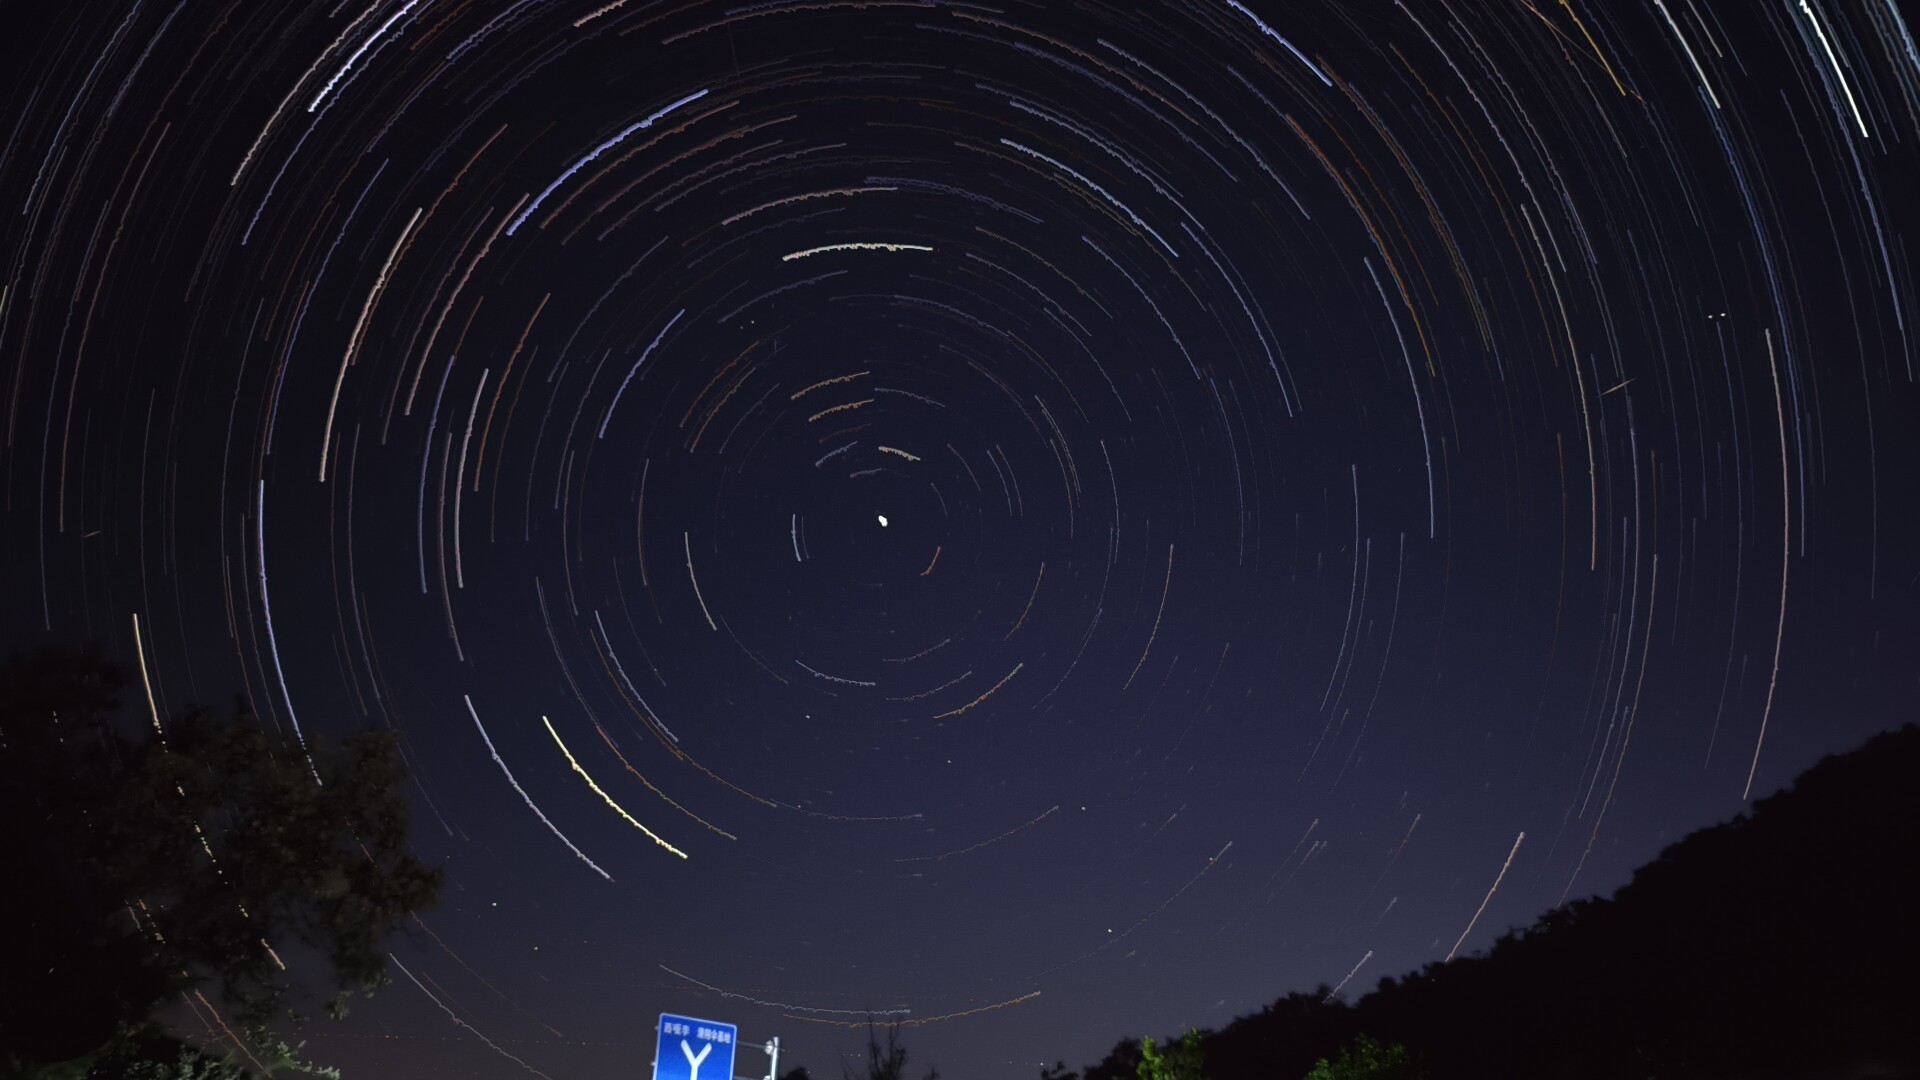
[651,1013,738,1080]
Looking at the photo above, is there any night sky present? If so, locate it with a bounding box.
[4,1,1919,1077]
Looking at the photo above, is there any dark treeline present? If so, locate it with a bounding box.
[0,645,442,1079]
[1060,724,1920,1080]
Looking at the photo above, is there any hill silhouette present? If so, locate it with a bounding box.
[1072,724,1920,1080]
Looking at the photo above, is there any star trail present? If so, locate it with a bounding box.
[3,1,1917,1077]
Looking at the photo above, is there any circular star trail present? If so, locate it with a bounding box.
[3,1,1917,1076]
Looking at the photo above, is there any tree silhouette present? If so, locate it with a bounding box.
[0,645,443,1077]
[1302,1035,1422,1080]
[70,1026,338,1080]
[1082,1034,1146,1080]
[842,1023,939,1080]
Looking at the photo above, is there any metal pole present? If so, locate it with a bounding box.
[766,1036,780,1080]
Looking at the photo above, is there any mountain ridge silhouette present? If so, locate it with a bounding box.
[1072,723,1919,1080]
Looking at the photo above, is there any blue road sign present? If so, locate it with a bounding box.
[653,1013,738,1080]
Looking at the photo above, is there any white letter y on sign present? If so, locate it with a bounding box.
[682,1040,711,1080]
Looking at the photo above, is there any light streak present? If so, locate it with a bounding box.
[257,482,318,784]
[599,309,685,439]
[1003,140,1179,257]
[464,696,611,881]
[790,371,869,399]
[391,953,556,1079]
[321,207,419,480]
[191,991,270,1074]
[1562,555,1661,904]
[1447,832,1524,961]
[781,242,933,261]
[808,399,874,423]
[784,991,1042,1027]
[507,89,710,236]
[933,662,1021,719]
[895,805,1059,862]
[794,660,876,687]
[1320,470,1361,711]
[720,186,895,227]
[685,532,717,631]
[887,669,973,703]
[1745,332,1792,800]
[1325,950,1373,1002]
[1225,0,1333,86]
[1652,0,1721,108]
[1029,842,1234,979]
[1125,544,1175,689]
[661,965,910,1016]
[814,442,856,467]
[542,716,686,858]
[412,914,566,1037]
[588,721,736,839]
[452,369,488,588]
[1006,562,1044,639]
[1363,258,1436,539]
[308,0,425,113]
[1800,0,1871,137]
[573,0,631,26]
[131,613,164,736]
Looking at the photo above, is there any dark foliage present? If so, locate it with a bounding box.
[1081,1035,1143,1080]
[1136,1031,1206,1080]
[1072,724,1920,1080]
[842,1024,939,1080]
[0,645,443,1074]
[1302,1035,1423,1080]
[67,1028,246,1080]
[1,647,168,1068]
